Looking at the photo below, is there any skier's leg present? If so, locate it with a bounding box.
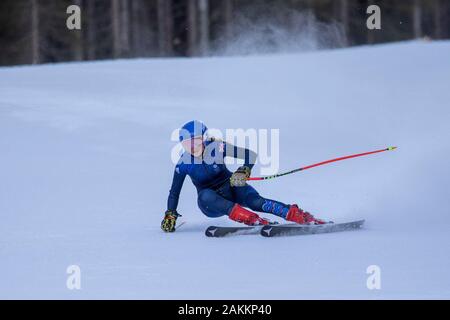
[235,185,326,224]
[198,188,270,225]
[233,184,290,218]
[248,193,291,218]
[233,185,325,224]
[197,188,234,218]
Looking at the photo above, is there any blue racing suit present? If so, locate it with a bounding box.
[167,139,290,218]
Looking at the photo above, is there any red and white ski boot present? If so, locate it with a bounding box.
[229,204,271,226]
[285,204,327,225]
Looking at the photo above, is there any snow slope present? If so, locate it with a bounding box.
[0,41,449,299]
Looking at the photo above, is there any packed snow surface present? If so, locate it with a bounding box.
[1,41,449,299]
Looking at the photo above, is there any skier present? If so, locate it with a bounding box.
[161,120,326,232]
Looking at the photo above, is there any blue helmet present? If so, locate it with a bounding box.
[179,120,208,142]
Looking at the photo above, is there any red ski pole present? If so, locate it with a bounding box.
[247,146,397,181]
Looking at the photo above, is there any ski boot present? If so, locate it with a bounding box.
[229,204,271,226]
[286,204,327,225]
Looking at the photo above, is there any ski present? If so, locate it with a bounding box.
[260,220,365,237]
[205,225,264,237]
[205,221,280,237]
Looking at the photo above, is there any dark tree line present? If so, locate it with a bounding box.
[0,0,449,66]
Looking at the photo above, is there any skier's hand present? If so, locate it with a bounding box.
[230,166,251,187]
[161,210,181,232]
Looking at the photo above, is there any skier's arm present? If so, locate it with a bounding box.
[162,166,185,232]
[223,142,257,187]
[167,165,186,211]
[224,142,257,170]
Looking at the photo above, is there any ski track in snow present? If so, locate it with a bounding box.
[0,41,449,299]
